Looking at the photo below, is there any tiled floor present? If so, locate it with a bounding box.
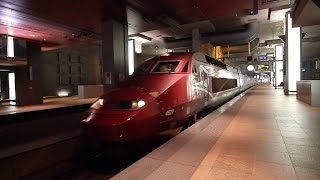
[191,85,320,180]
[0,96,96,115]
[111,85,320,180]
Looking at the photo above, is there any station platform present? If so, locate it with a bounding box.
[0,96,96,166]
[112,85,320,180]
[0,96,96,116]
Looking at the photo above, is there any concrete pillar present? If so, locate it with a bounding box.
[101,20,128,91]
[284,12,301,95]
[15,42,43,105]
[192,28,201,52]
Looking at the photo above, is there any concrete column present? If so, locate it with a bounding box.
[284,12,301,95]
[192,28,201,52]
[15,42,43,105]
[101,20,128,91]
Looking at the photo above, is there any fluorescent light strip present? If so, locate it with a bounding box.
[275,45,283,61]
[287,13,301,92]
[7,36,14,58]
[128,40,135,75]
[8,72,16,105]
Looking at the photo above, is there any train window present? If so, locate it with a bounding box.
[192,65,198,74]
[212,78,237,93]
[182,62,189,72]
[132,61,154,75]
[205,55,227,69]
[152,61,180,73]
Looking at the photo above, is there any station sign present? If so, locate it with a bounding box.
[258,55,268,61]
[258,65,269,71]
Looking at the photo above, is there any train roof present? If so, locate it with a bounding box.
[152,52,238,71]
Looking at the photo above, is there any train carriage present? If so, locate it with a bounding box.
[82,52,257,142]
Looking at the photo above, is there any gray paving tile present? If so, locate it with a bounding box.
[283,137,317,147]
[167,134,219,166]
[146,161,196,180]
[146,133,191,161]
[111,157,164,180]
[294,167,320,180]
[286,144,320,155]
[290,153,320,170]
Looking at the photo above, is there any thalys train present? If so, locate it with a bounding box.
[82,52,257,142]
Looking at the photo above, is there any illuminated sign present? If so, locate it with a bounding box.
[258,65,269,71]
[258,55,268,61]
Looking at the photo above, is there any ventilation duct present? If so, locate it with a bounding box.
[222,38,260,54]
[163,22,259,49]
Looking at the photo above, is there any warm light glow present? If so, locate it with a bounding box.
[135,41,142,53]
[57,90,69,97]
[91,99,104,110]
[7,36,14,58]
[129,35,152,43]
[287,13,300,91]
[161,52,171,56]
[129,34,151,53]
[128,40,135,75]
[8,73,16,105]
[1,9,19,25]
[247,65,254,71]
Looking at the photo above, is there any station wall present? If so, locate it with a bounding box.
[42,44,102,96]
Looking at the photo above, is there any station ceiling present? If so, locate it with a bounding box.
[0,0,296,48]
[0,0,319,58]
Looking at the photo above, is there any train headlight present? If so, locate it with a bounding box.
[137,100,146,108]
[91,99,104,110]
[116,100,146,109]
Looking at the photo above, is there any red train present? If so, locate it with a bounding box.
[82,52,256,142]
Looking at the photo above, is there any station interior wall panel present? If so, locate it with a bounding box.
[42,45,102,96]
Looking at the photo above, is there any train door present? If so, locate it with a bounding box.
[199,65,210,106]
[191,64,200,100]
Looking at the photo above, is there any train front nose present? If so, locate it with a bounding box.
[82,113,136,142]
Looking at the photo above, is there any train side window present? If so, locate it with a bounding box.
[211,78,238,93]
[182,62,189,72]
[192,65,198,74]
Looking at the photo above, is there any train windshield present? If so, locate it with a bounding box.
[151,61,180,73]
[132,61,154,75]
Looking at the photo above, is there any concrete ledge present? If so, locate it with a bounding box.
[111,88,253,179]
[78,85,104,98]
[297,80,320,107]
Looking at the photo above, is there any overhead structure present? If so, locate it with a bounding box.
[163,22,259,49]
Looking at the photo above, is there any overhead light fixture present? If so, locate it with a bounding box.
[128,34,152,54]
[247,65,254,71]
[128,40,135,74]
[128,34,152,43]
[278,35,285,42]
[302,32,307,38]
[29,34,35,37]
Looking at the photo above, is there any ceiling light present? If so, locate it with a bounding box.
[247,65,254,71]
[29,34,35,37]
[129,34,152,43]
